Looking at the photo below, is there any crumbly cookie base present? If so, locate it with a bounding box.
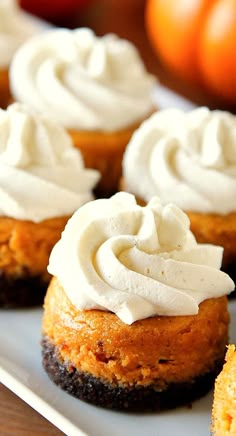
[42,336,223,412]
[0,271,48,308]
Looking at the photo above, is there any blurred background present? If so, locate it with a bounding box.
[19,0,236,113]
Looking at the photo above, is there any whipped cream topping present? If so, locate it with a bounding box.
[10,28,156,131]
[48,192,233,324]
[0,0,40,68]
[123,107,236,214]
[0,103,100,222]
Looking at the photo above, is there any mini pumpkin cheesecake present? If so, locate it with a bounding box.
[212,345,236,435]
[10,28,157,196]
[42,192,234,410]
[0,0,41,108]
[122,107,236,277]
[0,103,99,308]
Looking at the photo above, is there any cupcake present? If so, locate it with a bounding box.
[42,192,233,411]
[212,345,236,435]
[10,27,157,196]
[122,107,236,274]
[0,102,99,308]
[0,0,41,108]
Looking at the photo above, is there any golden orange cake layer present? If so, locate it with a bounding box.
[68,122,142,196]
[212,345,236,435]
[0,216,68,307]
[0,216,69,278]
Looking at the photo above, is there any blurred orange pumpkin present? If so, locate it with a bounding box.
[145,0,236,103]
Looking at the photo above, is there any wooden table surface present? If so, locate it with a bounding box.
[0,1,234,434]
[0,383,63,435]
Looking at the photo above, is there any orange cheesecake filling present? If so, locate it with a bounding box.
[68,123,140,195]
[0,216,68,279]
[43,278,229,387]
[212,345,236,435]
[67,110,157,196]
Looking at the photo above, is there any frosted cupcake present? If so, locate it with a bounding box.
[42,192,233,411]
[0,0,41,108]
[122,107,236,273]
[0,102,99,308]
[10,28,157,195]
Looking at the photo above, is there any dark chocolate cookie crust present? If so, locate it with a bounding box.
[0,271,49,308]
[42,336,223,411]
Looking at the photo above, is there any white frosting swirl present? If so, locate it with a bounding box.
[0,0,40,68]
[10,28,156,131]
[123,107,236,214]
[48,192,234,324]
[0,103,100,222]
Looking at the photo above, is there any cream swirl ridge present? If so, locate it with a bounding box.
[0,103,100,222]
[48,192,234,324]
[0,0,40,68]
[123,107,236,214]
[10,28,156,131]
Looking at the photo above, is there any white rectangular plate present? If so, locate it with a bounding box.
[0,301,235,436]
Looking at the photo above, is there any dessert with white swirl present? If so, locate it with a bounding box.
[42,192,234,410]
[0,103,99,308]
[10,27,157,195]
[211,345,236,435]
[0,0,41,108]
[122,107,236,273]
